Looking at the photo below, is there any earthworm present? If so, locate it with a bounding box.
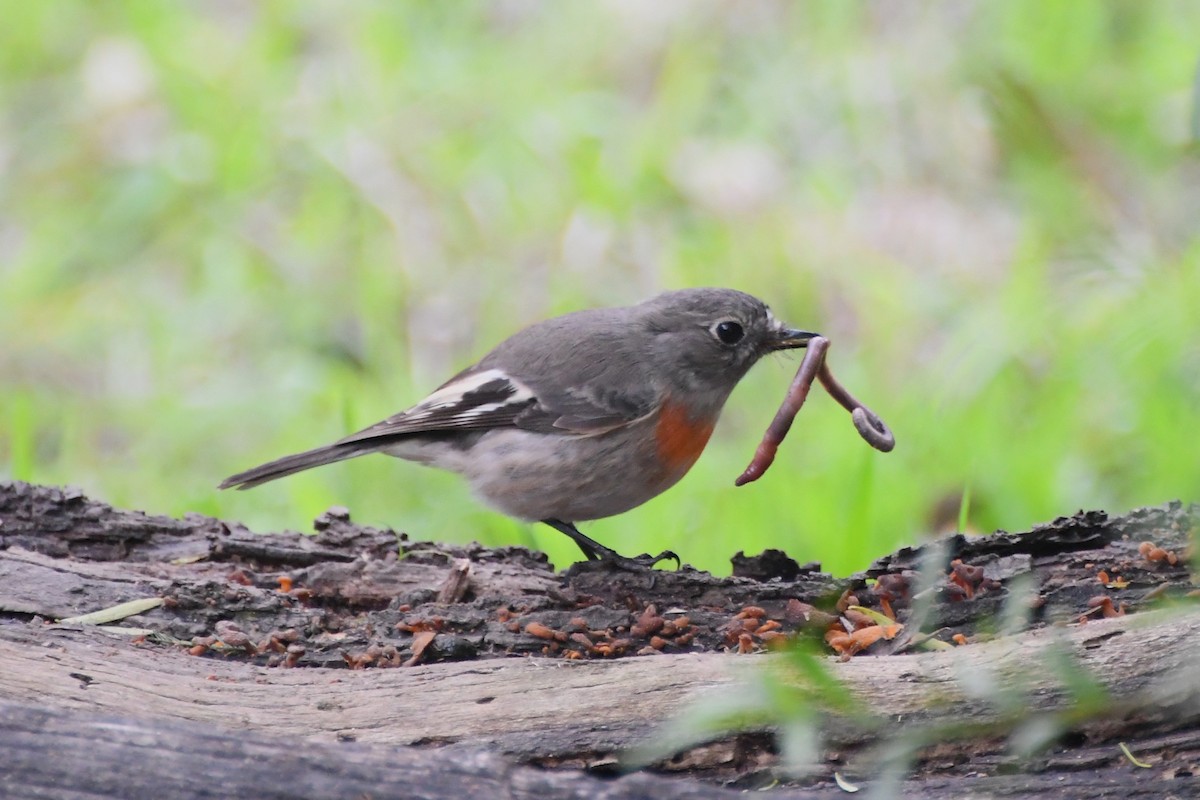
[734,336,894,486]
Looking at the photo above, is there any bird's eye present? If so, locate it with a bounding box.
[712,320,745,345]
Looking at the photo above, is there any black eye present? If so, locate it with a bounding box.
[712,320,745,345]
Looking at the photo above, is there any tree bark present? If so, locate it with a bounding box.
[2,480,1198,798]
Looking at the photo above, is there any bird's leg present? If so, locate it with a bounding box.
[541,519,680,570]
[542,518,608,560]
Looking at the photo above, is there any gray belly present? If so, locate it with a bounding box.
[384,424,689,523]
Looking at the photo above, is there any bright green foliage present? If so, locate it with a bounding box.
[2,3,1198,574]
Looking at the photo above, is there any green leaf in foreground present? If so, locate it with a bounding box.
[59,597,165,625]
[1119,742,1152,768]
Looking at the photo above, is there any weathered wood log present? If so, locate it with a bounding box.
[5,697,1199,800]
[2,606,1197,755]
[2,480,1199,797]
[0,700,760,800]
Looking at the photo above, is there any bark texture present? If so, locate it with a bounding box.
[2,480,1198,798]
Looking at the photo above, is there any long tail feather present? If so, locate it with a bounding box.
[218,443,375,490]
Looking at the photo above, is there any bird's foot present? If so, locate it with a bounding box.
[541,519,681,571]
[592,548,681,572]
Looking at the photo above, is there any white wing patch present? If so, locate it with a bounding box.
[420,368,515,408]
[405,368,535,419]
[334,368,540,446]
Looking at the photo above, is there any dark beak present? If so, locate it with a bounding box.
[769,326,819,351]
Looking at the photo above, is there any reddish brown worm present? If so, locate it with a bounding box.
[735,336,894,486]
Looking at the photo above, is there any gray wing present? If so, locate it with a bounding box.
[479,307,663,434]
[218,369,537,491]
[334,368,538,445]
[219,307,661,491]
[338,307,662,445]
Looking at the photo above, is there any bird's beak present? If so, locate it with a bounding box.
[769,325,819,351]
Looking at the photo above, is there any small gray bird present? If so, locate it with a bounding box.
[220,288,815,563]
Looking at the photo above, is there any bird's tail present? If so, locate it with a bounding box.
[218,443,375,490]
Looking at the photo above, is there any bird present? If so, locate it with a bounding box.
[220,287,815,565]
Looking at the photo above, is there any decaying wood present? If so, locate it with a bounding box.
[0,700,759,800]
[2,480,1199,798]
[5,697,1200,800]
[2,604,1198,755]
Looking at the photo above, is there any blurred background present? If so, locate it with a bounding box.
[2,1,1198,575]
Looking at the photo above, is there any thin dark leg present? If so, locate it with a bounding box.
[541,519,680,569]
[541,518,610,561]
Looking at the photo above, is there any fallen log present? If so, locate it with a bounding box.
[1,480,1198,797]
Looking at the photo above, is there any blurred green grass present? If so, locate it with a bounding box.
[2,2,1198,575]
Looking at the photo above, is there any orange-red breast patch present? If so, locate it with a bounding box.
[655,400,716,477]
